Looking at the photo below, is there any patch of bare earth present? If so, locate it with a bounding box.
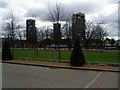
[4,60,119,71]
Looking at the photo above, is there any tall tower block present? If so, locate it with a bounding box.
[26,19,37,47]
[72,12,85,44]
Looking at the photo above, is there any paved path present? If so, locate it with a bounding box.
[2,63,119,88]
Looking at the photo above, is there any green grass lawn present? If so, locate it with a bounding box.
[12,49,119,64]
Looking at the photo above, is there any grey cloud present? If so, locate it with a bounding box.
[62,2,107,21]
[97,10,118,31]
[99,15,118,37]
[24,8,48,20]
[0,2,9,8]
[44,2,98,21]
[24,1,118,38]
[0,0,118,39]
[56,2,117,37]
[65,2,97,14]
[24,2,101,21]
[24,2,109,21]
[104,20,118,37]
[108,28,118,37]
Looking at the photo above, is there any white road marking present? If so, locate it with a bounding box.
[84,72,102,88]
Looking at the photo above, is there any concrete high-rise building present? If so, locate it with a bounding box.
[53,23,61,45]
[26,19,37,47]
[72,12,85,44]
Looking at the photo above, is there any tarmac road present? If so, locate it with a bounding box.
[2,63,119,88]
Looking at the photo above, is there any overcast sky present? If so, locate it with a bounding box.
[0,0,119,40]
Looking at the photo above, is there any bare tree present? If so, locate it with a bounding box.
[47,3,65,23]
[47,3,66,60]
[16,25,25,48]
[62,21,72,38]
[85,20,108,49]
[62,21,72,51]
[3,10,17,48]
[37,27,45,42]
[3,22,11,38]
[85,20,95,50]
[93,23,108,48]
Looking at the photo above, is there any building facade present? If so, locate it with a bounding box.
[26,19,37,47]
[72,12,85,44]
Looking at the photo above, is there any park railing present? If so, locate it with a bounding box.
[88,61,120,67]
[14,57,69,63]
[14,57,119,67]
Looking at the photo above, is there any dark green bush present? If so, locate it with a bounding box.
[2,41,13,60]
[70,38,85,66]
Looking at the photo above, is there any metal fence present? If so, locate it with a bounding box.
[14,56,120,67]
[88,61,120,67]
